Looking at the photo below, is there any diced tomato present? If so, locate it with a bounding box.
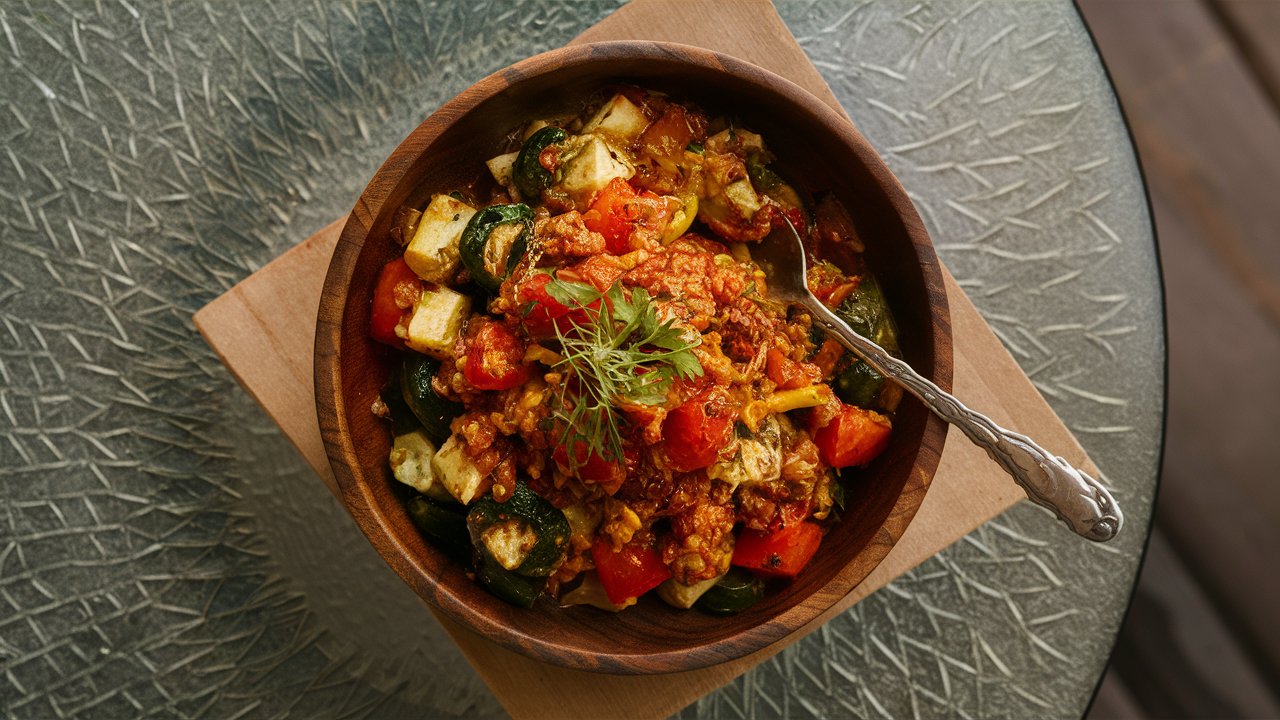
[591,535,671,606]
[810,339,844,377]
[370,258,422,350]
[582,178,676,254]
[638,104,701,166]
[554,440,634,494]
[662,388,734,472]
[512,271,587,338]
[464,320,532,391]
[807,263,858,309]
[810,402,892,469]
[766,348,819,390]
[731,522,822,579]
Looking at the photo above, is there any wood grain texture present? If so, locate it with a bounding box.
[196,1,1101,717]
[1214,0,1280,122]
[1078,0,1280,700]
[313,39,951,675]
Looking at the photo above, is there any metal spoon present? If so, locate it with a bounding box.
[753,221,1123,542]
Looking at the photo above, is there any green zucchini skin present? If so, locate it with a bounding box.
[832,274,901,409]
[405,495,472,568]
[513,126,567,200]
[834,360,885,409]
[400,355,463,445]
[695,567,766,615]
[475,555,540,608]
[834,274,899,354]
[746,154,783,193]
[466,482,570,578]
[381,365,425,437]
[459,204,533,293]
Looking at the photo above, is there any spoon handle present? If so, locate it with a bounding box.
[804,297,1123,542]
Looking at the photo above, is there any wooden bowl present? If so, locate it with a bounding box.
[315,41,951,675]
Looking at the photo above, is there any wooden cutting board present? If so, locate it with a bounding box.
[193,2,1098,718]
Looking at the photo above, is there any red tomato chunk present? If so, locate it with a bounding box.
[662,388,735,472]
[731,522,822,579]
[591,535,671,606]
[369,258,422,350]
[811,402,892,469]
[582,177,675,254]
[513,271,591,338]
[464,320,532,391]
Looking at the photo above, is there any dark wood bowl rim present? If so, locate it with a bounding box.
[314,40,952,674]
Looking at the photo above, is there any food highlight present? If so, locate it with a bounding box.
[369,87,903,612]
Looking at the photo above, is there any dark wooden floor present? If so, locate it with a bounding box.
[1076,2,1280,718]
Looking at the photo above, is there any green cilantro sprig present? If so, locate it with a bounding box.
[542,277,704,471]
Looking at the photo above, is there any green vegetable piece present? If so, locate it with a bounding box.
[695,567,766,615]
[466,481,571,578]
[834,274,900,355]
[830,468,851,511]
[686,141,705,155]
[400,355,463,445]
[805,322,825,361]
[834,360,885,409]
[381,365,424,437]
[513,126,567,200]
[746,154,784,193]
[405,495,472,567]
[459,203,533,293]
[830,474,847,511]
[475,554,541,608]
[831,275,901,409]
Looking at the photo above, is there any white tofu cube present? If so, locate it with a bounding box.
[402,286,471,359]
[582,94,650,145]
[388,430,452,501]
[404,195,476,284]
[655,575,723,609]
[558,134,634,197]
[722,178,762,220]
[486,152,520,199]
[431,435,492,505]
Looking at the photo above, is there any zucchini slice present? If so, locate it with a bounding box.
[655,574,722,610]
[459,204,532,293]
[831,274,901,410]
[513,126,567,201]
[475,554,541,608]
[695,567,766,615]
[399,355,463,446]
[466,481,570,578]
[381,367,424,438]
[405,495,472,568]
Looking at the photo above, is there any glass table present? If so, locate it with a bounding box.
[0,2,1161,718]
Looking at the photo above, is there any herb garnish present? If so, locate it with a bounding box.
[543,278,704,471]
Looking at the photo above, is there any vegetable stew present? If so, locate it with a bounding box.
[371,87,903,613]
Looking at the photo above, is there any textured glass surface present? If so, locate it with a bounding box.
[0,2,1159,719]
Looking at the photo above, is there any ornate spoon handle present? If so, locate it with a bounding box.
[804,298,1123,542]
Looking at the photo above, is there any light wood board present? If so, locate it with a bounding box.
[193,2,1097,718]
